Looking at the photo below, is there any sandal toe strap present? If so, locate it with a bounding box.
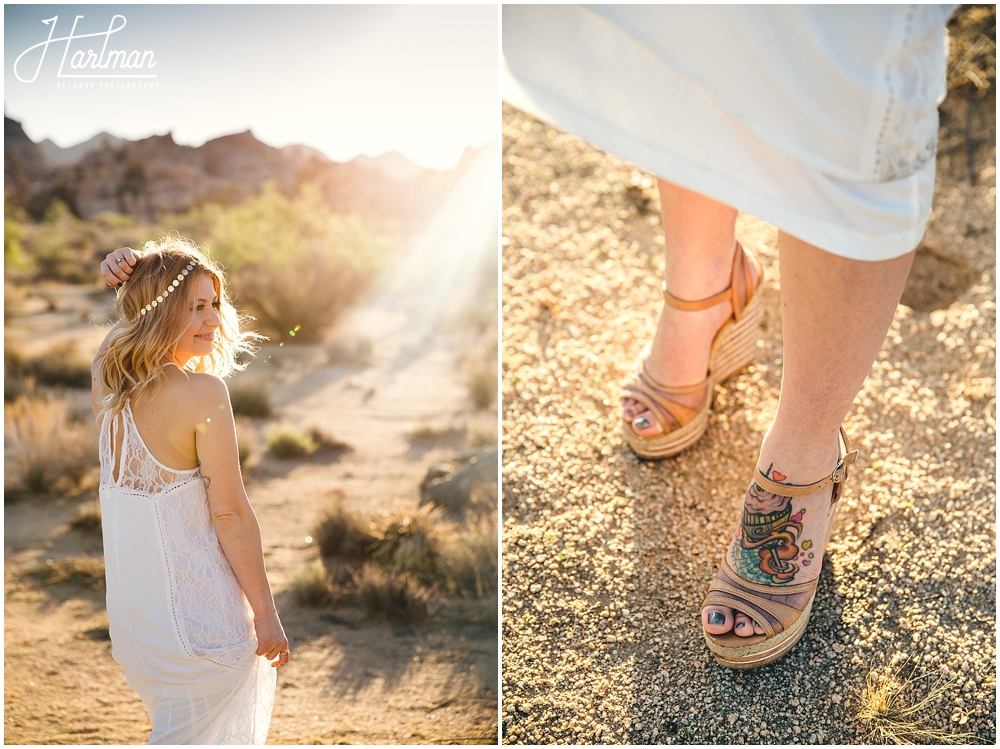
[706,579,806,635]
[621,363,706,433]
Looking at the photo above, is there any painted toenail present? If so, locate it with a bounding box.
[708,611,725,625]
[736,621,746,629]
[633,416,651,430]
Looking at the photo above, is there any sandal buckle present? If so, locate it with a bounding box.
[831,460,847,484]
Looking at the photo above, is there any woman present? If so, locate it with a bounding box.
[92,236,288,743]
[503,5,955,667]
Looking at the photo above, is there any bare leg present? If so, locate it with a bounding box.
[622,179,759,436]
[703,233,915,636]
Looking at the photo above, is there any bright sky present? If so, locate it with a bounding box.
[4,4,498,169]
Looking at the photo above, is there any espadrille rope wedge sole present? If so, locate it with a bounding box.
[621,242,764,459]
[702,427,858,669]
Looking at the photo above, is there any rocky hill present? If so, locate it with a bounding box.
[3,116,475,231]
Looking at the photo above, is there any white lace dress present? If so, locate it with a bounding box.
[98,402,275,744]
[503,5,957,260]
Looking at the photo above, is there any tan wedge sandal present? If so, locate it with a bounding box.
[702,427,859,669]
[621,242,764,459]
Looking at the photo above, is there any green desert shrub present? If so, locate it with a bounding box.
[353,564,430,625]
[206,184,389,343]
[5,395,97,497]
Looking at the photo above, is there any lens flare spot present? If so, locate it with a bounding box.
[294,325,301,332]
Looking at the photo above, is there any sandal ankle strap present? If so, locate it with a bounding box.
[662,242,757,322]
[753,426,859,499]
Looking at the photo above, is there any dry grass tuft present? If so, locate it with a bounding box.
[5,341,92,390]
[856,661,977,745]
[466,420,498,449]
[407,422,463,442]
[326,337,373,367]
[440,512,498,598]
[37,556,105,588]
[290,561,339,608]
[465,361,497,410]
[353,564,430,625]
[234,417,258,466]
[306,425,352,454]
[69,500,102,534]
[369,504,450,578]
[313,504,376,561]
[228,378,273,418]
[4,395,98,497]
[267,424,317,459]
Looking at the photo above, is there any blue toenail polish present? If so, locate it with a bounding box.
[708,611,725,625]
[736,621,746,629]
[633,417,651,430]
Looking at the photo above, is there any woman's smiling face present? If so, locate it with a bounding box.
[172,273,221,366]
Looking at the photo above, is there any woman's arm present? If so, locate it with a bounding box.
[187,374,290,668]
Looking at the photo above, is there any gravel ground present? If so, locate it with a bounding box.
[500,102,996,744]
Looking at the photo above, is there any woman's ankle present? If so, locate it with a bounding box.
[756,423,842,486]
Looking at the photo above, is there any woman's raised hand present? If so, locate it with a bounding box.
[101,247,141,287]
[253,613,291,668]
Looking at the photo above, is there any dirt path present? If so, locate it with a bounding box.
[4,294,498,744]
[500,103,995,744]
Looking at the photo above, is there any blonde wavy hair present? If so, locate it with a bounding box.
[97,235,261,419]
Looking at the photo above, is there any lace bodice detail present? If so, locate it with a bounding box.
[99,402,201,495]
[99,400,257,671]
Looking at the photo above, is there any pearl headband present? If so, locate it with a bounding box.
[139,261,196,316]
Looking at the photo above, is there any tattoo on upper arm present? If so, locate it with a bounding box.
[203,475,211,490]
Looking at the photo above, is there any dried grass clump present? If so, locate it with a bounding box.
[5,395,97,497]
[290,561,338,608]
[466,421,498,449]
[313,504,376,561]
[856,661,976,745]
[5,341,93,390]
[228,378,273,418]
[306,425,352,454]
[407,422,463,442]
[440,512,498,598]
[37,556,105,589]
[369,505,449,578]
[234,417,258,466]
[947,5,996,95]
[353,564,430,625]
[466,361,497,410]
[326,337,373,367]
[69,500,102,534]
[267,424,316,459]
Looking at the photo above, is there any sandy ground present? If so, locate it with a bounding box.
[500,103,995,744]
[4,292,499,744]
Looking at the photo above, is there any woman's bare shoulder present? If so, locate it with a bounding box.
[156,367,231,419]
